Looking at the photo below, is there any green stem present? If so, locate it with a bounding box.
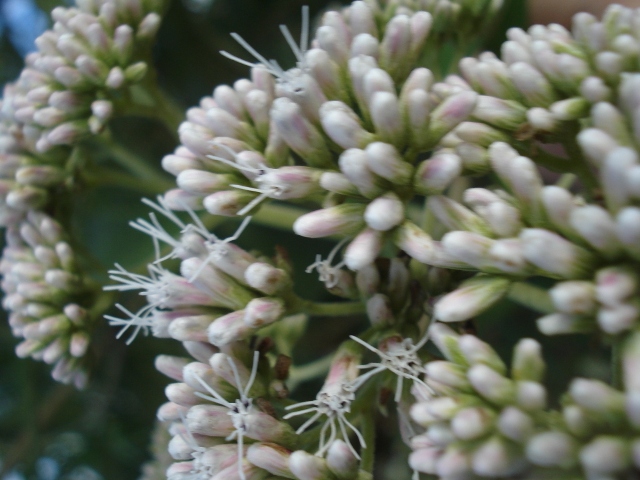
[288,354,334,391]
[360,408,376,473]
[252,203,308,232]
[98,139,173,188]
[296,299,366,317]
[612,340,623,390]
[123,83,184,134]
[507,281,554,314]
[82,165,172,194]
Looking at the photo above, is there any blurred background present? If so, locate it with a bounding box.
[0,0,625,478]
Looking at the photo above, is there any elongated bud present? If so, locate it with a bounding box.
[293,204,365,238]
[247,443,293,478]
[290,450,334,480]
[395,221,465,269]
[468,364,515,405]
[458,334,506,374]
[536,312,593,335]
[549,281,597,315]
[520,229,596,279]
[434,276,511,322]
[344,228,383,271]
[472,436,525,477]
[320,100,375,150]
[511,339,545,382]
[338,148,385,198]
[497,407,534,442]
[326,439,359,479]
[414,151,462,195]
[426,92,478,147]
[569,205,622,258]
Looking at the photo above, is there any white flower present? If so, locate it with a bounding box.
[306,237,349,289]
[103,303,155,345]
[349,333,433,402]
[192,351,260,480]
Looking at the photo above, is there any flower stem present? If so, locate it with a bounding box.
[81,165,172,194]
[288,354,334,391]
[507,281,554,314]
[296,299,366,317]
[360,407,377,473]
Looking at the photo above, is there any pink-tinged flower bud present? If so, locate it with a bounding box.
[289,450,333,480]
[434,276,511,323]
[379,15,412,79]
[168,315,219,342]
[344,228,383,271]
[455,122,509,147]
[247,443,293,478]
[550,281,597,315]
[426,91,478,148]
[105,66,125,89]
[338,148,385,198]
[244,297,284,329]
[511,338,544,383]
[47,120,89,146]
[186,404,235,436]
[176,170,235,195]
[271,98,332,169]
[181,258,255,310]
[305,49,345,103]
[403,89,432,152]
[155,355,189,382]
[526,431,577,467]
[370,91,405,148]
[316,26,350,66]
[509,62,557,107]
[202,190,256,216]
[468,364,515,405]
[363,68,394,103]
[394,221,466,269]
[165,382,201,407]
[319,101,375,150]
[293,204,365,238]
[498,407,534,442]
[428,196,493,236]
[473,436,525,477]
[244,263,289,295]
[326,439,359,478]
[207,310,251,346]
[243,89,270,140]
[259,166,324,200]
[365,142,412,185]
[364,192,404,231]
[580,437,630,475]
[472,96,526,130]
[414,151,462,195]
[351,33,378,58]
[520,229,596,279]
[577,128,619,167]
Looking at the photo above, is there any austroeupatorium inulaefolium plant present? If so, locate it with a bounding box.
[4,0,640,478]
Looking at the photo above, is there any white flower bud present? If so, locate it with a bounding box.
[426,91,478,147]
[550,281,597,315]
[344,228,383,271]
[319,100,374,150]
[244,297,284,329]
[498,407,534,442]
[293,204,365,238]
[435,276,511,323]
[597,304,638,334]
[441,230,493,269]
[289,450,333,480]
[577,128,619,167]
[408,446,440,474]
[472,436,526,477]
[338,148,384,198]
[616,207,640,259]
[570,378,625,413]
[472,95,526,130]
[511,338,545,383]
[370,91,405,148]
[468,364,515,405]
[364,141,412,184]
[580,437,630,475]
[459,334,507,374]
[414,151,462,195]
[520,229,595,279]
[509,62,557,107]
[526,431,577,467]
[428,196,493,235]
[451,406,495,440]
[247,443,293,478]
[364,192,404,231]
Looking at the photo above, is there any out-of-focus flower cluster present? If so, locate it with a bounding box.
[0,211,95,387]
[0,0,166,384]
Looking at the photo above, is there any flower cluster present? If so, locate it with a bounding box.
[410,323,640,479]
[0,211,95,387]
